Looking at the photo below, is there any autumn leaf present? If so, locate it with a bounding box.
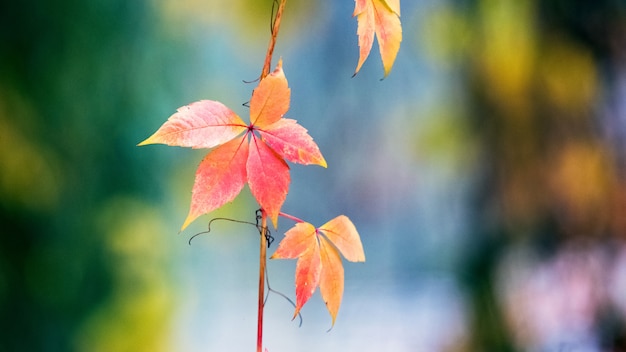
[138,60,326,229]
[271,215,365,326]
[353,0,402,77]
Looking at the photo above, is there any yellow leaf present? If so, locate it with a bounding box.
[354,0,402,77]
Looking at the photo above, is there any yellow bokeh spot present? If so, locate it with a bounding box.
[0,87,60,211]
[74,198,175,352]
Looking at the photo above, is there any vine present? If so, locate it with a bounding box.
[139,0,401,350]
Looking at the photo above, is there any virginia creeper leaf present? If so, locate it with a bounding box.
[317,215,365,262]
[271,216,365,326]
[270,221,316,259]
[139,61,324,230]
[247,135,290,228]
[182,136,248,229]
[293,240,321,319]
[354,0,368,15]
[259,119,327,167]
[137,100,246,149]
[318,236,344,326]
[250,61,290,128]
[353,0,402,77]
[383,0,400,15]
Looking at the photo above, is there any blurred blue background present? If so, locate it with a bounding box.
[2,0,626,351]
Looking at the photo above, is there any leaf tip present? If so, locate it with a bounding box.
[137,136,153,146]
[270,214,279,229]
[271,58,285,77]
[181,212,198,232]
[292,307,302,321]
[353,61,366,78]
[326,306,337,330]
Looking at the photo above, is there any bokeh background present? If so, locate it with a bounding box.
[2,0,626,351]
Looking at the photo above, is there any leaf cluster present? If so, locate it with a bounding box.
[139,0,403,329]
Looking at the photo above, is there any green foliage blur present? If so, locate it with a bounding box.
[0,1,184,350]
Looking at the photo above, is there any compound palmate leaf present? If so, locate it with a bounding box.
[271,215,365,326]
[138,60,326,229]
[353,0,402,77]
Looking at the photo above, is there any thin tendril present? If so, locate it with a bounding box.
[255,209,274,248]
[263,262,303,327]
[242,77,260,84]
[188,216,272,246]
[270,0,278,34]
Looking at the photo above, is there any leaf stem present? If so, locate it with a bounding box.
[257,211,268,352]
[278,211,305,224]
[261,0,287,79]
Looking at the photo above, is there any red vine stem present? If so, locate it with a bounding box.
[261,0,287,79]
[257,211,267,352]
[258,1,287,350]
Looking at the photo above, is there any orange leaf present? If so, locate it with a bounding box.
[271,216,364,326]
[318,215,365,262]
[383,0,400,16]
[250,60,290,129]
[182,136,248,230]
[353,0,402,77]
[138,100,246,148]
[318,236,344,326]
[271,222,317,259]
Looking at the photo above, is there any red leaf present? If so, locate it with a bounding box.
[259,119,327,167]
[182,136,248,230]
[353,0,402,77]
[271,215,365,326]
[138,100,246,148]
[293,240,321,318]
[247,135,290,228]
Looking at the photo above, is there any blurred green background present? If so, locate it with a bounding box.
[2,0,626,351]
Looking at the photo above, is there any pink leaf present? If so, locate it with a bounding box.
[138,100,246,149]
[247,135,290,227]
[260,119,327,167]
